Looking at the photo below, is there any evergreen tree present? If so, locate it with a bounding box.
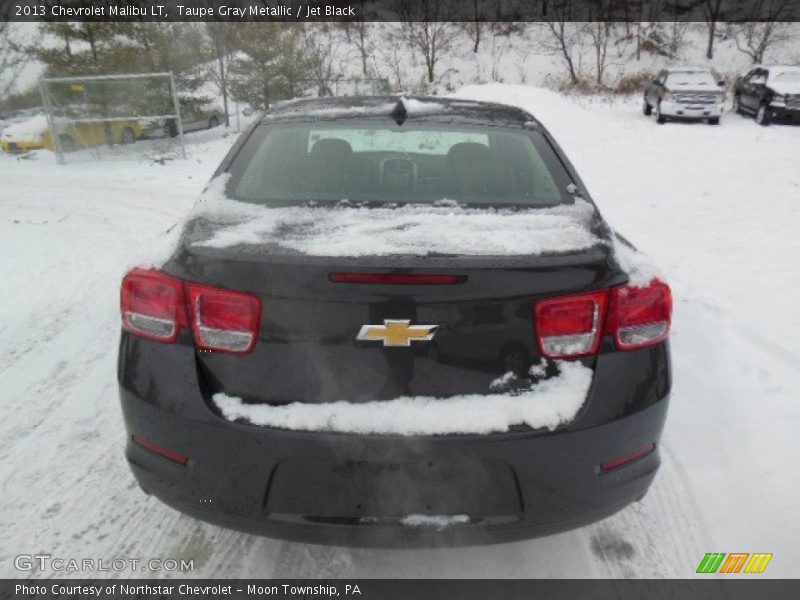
[229,23,312,110]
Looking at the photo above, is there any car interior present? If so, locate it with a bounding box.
[232,126,568,207]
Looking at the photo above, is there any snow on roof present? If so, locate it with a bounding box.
[213,360,592,435]
[0,114,49,142]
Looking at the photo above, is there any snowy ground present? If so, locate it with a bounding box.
[1,86,798,579]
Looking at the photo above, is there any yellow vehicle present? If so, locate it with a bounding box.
[1,115,144,154]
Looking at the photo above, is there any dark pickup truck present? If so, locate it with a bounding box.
[643,67,725,125]
[733,65,800,125]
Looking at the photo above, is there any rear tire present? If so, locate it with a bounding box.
[655,102,666,124]
[643,99,652,116]
[708,117,720,125]
[164,120,178,138]
[58,134,76,153]
[756,104,771,126]
[120,127,135,144]
[208,115,220,129]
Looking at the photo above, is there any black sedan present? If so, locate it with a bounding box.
[733,65,800,125]
[118,96,672,547]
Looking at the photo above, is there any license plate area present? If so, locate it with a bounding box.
[265,457,521,521]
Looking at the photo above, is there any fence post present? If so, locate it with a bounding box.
[169,72,187,159]
[39,78,64,165]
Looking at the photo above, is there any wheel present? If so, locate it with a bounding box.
[208,115,220,129]
[732,95,742,115]
[120,127,135,144]
[708,117,720,125]
[756,104,771,126]
[58,134,76,153]
[164,120,178,138]
[642,99,652,116]
[655,102,666,124]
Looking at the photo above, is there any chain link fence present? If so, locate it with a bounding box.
[38,72,186,164]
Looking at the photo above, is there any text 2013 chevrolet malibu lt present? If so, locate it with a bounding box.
[118,96,672,547]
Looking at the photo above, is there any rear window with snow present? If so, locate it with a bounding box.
[228,122,572,207]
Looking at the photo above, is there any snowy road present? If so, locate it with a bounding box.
[1,87,798,578]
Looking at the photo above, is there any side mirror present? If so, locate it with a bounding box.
[717,80,725,87]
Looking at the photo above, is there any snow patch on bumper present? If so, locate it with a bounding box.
[212,360,593,435]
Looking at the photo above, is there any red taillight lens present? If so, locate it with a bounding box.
[132,435,188,466]
[121,269,186,343]
[329,272,466,285]
[534,291,608,358]
[605,280,672,350]
[186,283,261,354]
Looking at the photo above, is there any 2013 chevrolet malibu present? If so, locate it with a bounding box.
[118,96,672,547]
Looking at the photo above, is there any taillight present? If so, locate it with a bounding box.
[121,269,186,343]
[605,280,672,350]
[186,283,261,354]
[533,279,672,357]
[534,291,608,358]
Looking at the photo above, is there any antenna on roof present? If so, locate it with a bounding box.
[391,98,407,126]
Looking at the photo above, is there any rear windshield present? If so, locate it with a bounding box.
[226,121,575,208]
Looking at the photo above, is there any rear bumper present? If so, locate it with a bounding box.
[660,101,724,119]
[121,387,669,547]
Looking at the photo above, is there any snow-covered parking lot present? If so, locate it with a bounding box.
[1,85,798,578]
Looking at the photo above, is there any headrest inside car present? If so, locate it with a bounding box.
[310,138,353,159]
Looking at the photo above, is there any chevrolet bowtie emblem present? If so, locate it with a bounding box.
[356,320,438,347]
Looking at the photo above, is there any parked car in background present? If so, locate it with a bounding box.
[733,65,800,125]
[147,99,224,138]
[1,114,143,154]
[643,67,725,125]
[0,107,44,134]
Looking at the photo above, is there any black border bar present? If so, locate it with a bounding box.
[5,579,800,600]
[3,0,800,23]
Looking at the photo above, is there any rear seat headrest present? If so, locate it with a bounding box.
[310,138,353,159]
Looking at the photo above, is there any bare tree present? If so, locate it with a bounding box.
[731,22,793,64]
[464,0,484,53]
[542,1,583,86]
[205,23,237,126]
[304,24,350,96]
[352,2,375,77]
[700,0,726,59]
[582,22,613,86]
[728,0,797,64]
[376,25,407,90]
[394,0,460,84]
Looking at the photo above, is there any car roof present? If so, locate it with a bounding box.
[261,95,541,129]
